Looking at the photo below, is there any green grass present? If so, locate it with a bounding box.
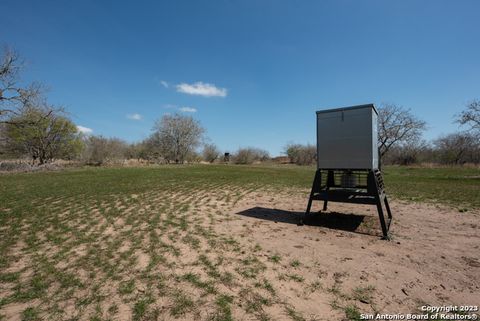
[0,164,313,205]
[352,285,375,304]
[290,259,301,268]
[268,254,282,264]
[21,307,41,321]
[170,290,195,317]
[344,305,362,321]
[383,166,480,209]
[118,279,135,295]
[285,306,305,321]
[212,294,234,321]
[1,164,477,212]
[133,297,154,321]
[181,272,216,294]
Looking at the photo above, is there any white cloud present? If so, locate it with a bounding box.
[160,80,169,88]
[126,113,142,120]
[77,125,93,134]
[163,104,177,109]
[179,106,197,113]
[176,81,227,97]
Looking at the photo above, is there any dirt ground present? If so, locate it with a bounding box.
[226,192,480,319]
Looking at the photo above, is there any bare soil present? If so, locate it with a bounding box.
[227,192,480,318]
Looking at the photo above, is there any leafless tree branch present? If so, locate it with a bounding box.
[456,100,480,133]
[378,103,427,158]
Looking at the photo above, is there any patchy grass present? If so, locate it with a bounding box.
[181,273,216,294]
[0,164,478,319]
[268,254,282,264]
[352,285,375,304]
[21,307,41,321]
[212,294,234,321]
[285,305,306,321]
[344,305,362,321]
[0,165,319,319]
[290,259,301,268]
[170,290,195,317]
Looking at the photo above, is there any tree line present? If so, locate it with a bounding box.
[1,47,479,168]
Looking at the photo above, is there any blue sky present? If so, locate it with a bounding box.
[2,0,479,155]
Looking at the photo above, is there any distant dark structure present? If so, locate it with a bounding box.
[303,104,393,239]
[224,152,230,163]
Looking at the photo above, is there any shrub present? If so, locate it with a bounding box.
[202,143,221,163]
[81,136,129,165]
[284,143,316,165]
[233,147,270,164]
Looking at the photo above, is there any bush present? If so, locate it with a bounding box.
[382,140,431,166]
[233,147,270,164]
[284,143,316,165]
[434,133,480,165]
[202,143,221,163]
[81,136,129,165]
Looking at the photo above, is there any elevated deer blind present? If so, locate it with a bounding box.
[303,104,393,239]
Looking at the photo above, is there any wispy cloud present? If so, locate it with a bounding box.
[126,113,142,120]
[176,81,227,97]
[77,125,93,134]
[154,77,169,88]
[179,106,197,113]
[163,104,197,113]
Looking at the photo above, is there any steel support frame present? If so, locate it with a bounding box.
[303,169,393,239]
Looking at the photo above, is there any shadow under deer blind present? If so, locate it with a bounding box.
[303,104,393,239]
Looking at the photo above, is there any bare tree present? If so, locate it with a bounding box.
[0,46,43,124]
[150,113,204,164]
[382,139,431,165]
[233,147,270,164]
[81,136,129,165]
[138,137,166,163]
[377,103,427,158]
[456,100,480,133]
[202,143,221,163]
[284,143,316,165]
[434,132,479,165]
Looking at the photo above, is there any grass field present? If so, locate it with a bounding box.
[0,165,479,320]
[383,166,480,209]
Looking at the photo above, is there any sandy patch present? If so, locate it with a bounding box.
[221,192,480,316]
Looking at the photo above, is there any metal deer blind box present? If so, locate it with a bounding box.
[304,104,393,239]
[316,104,378,170]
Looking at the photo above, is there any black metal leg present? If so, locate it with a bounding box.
[376,195,389,239]
[322,186,329,211]
[302,170,321,225]
[306,197,313,215]
[384,195,392,220]
[301,197,313,225]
